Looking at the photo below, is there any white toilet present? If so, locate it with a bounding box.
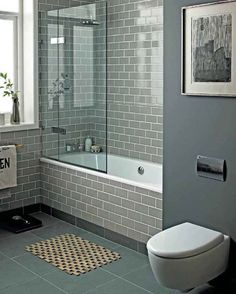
[147,222,230,292]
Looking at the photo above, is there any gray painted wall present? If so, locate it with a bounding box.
[164,0,236,241]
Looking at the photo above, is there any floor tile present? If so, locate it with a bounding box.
[0,277,66,294]
[86,277,151,294]
[30,212,63,227]
[0,213,156,294]
[0,228,16,240]
[0,232,41,258]
[13,253,56,276]
[85,232,120,250]
[101,246,149,277]
[0,253,8,262]
[123,264,172,294]
[31,222,90,240]
[43,267,117,294]
[0,259,36,291]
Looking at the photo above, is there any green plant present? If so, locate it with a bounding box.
[0,72,19,102]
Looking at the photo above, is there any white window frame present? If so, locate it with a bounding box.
[0,14,18,91]
[0,0,38,132]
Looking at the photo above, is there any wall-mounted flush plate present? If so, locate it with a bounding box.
[196,156,226,182]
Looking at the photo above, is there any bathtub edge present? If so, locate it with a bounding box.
[40,157,163,194]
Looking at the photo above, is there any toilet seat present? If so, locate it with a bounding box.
[147,222,224,259]
[147,222,230,291]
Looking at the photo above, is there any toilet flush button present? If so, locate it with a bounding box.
[196,156,226,182]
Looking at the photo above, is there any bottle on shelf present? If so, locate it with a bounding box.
[85,136,93,152]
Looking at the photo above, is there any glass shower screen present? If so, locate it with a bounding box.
[41,2,107,173]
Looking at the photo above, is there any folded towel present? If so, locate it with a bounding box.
[0,145,17,192]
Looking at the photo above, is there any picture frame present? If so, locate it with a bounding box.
[181,1,236,96]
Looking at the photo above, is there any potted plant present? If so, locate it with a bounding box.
[0,72,20,124]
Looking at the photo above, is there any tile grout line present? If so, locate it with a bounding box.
[83,269,153,294]
[82,276,121,294]
[119,276,154,294]
[0,251,39,292]
[0,232,47,259]
[10,258,70,294]
[83,276,119,294]
[10,251,64,277]
[100,266,154,294]
[117,263,149,279]
[12,253,123,294]
[10,252,59,276]
[0,277,39,293]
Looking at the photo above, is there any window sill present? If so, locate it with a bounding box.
[0,122,39,133]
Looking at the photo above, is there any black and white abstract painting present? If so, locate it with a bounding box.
[192,14,232,83]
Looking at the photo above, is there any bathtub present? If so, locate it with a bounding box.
[42,152,162,193]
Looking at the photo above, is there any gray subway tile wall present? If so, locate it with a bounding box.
[0,130,41,211]
[40,0,163,163]
[105,0,163,163]
[39,0,107,157]
[41,161,162,243]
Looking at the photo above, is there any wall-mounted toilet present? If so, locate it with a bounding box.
[147,222,230,292]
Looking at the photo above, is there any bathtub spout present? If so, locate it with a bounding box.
[76,144,84,152]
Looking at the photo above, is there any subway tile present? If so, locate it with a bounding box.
[128,191,142,203]
[142,195,156,207]
[135,221,149,234]
[0,130,41,211]
[71,207,82,218]
[135,203,149,215]
[149,207,162,219]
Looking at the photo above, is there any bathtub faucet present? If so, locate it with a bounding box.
[65,142,84,153]
[65,143,76,153]
[76,143,84,152]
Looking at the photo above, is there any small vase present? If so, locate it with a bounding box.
[11,99,20,125]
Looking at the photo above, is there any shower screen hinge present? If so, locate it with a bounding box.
[50,37,65,45]
[51,127,66,135]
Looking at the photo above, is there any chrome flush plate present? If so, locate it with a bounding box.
[196,155,226,182]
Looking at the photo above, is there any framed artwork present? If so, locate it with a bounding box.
[182,1,236,96]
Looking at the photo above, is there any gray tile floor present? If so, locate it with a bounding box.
[0,213,219,294]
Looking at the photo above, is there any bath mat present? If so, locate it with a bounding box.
[25,234,121,276]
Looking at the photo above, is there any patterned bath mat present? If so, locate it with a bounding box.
[25,233,121,276]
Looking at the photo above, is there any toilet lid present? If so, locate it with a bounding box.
[147,222,224,258]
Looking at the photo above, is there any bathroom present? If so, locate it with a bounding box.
[0,0,235,293]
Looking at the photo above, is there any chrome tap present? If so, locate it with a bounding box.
[65,140,84,153]
[76,140,84,152]
[65,143,76,153]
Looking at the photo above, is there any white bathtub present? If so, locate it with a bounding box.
[42,152,162,193]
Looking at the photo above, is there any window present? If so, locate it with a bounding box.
[0,0,19,13]
[0,0,38,131]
